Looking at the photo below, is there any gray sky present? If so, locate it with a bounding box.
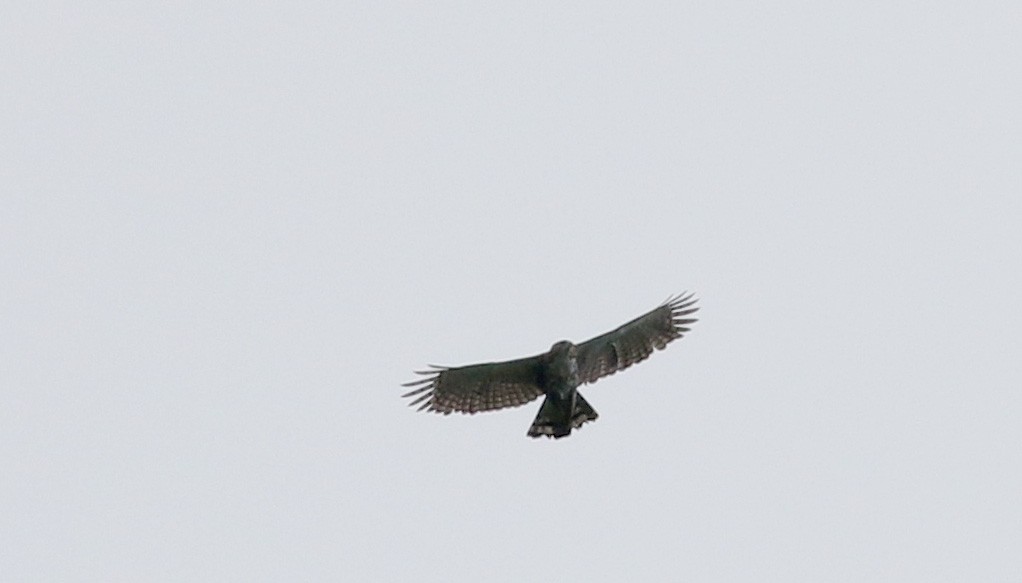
[3,2,1020,581]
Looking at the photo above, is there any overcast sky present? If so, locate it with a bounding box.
[3,2,1020,581]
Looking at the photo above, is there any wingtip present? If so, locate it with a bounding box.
[667,292,699,331]
[663,291,697,306]
[400,384,432,397]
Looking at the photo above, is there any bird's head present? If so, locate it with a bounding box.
[548,340,577,359]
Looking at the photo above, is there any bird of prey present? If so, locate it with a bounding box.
[402,293,698,439]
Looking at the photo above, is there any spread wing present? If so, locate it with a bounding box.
[575,293,699,384]
[401,354,546,415]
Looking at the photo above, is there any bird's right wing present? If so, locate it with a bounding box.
[402,354,546,414]
[575,293,699,384]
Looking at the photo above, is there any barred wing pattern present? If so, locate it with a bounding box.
[401,356,546,414]
[575,293,699,385]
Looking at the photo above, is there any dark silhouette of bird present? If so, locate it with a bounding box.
[402,293,699,438]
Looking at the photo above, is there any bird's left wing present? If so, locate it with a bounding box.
[402,354,546,414]
[575,293,699,384]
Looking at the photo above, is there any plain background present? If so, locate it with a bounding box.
[3,2,1020,581]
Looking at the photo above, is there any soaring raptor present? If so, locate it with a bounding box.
[402,293,698,438]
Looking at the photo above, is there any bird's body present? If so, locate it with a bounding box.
[403,294,698,439]
[526,340,595,438]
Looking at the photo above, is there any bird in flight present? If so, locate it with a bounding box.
[402,293,699,439]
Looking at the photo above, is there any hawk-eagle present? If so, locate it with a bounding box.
[402,293,699,439]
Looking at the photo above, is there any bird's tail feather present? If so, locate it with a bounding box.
[527,393,598,439]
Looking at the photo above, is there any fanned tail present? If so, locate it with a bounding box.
[527,392,598,439]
